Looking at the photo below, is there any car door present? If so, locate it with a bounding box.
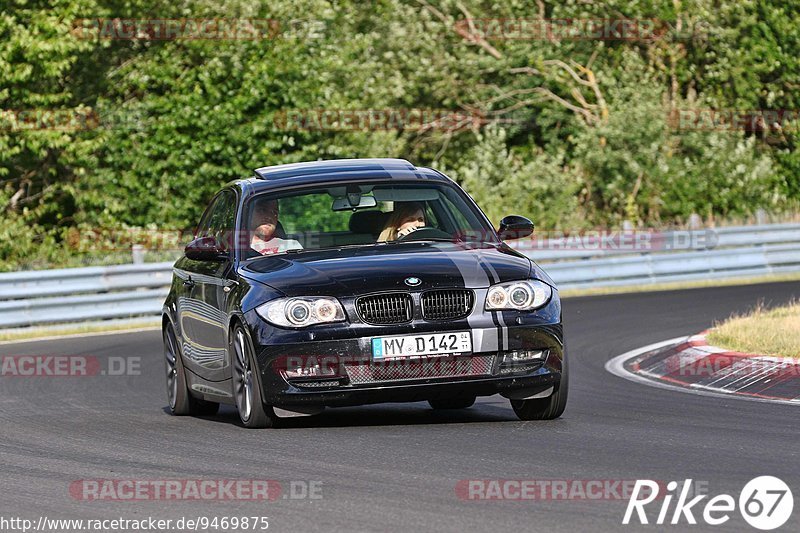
[174,189,238,381]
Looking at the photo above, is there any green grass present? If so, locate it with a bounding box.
[707,302,800,358]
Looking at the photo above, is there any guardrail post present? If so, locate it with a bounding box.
[132,245,145,265]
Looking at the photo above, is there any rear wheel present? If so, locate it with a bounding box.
[429,396,476,410]
[163,323,219,416]
[231,324,274,429]
[510,355,569,421]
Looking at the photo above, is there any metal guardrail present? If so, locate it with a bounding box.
[510,223,800,262]
[539,244,800,289]
[1,223,799,328]
[0,262,174,328]
[0,262,174,300]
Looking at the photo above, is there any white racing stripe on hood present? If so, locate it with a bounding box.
[432,243,507,352]
[471,249,512,351]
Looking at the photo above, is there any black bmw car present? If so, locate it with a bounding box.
[162,158,567,428]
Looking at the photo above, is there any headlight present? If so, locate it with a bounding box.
[256,297,346,328]
[484,280,552,311]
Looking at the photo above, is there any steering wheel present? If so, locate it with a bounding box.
[396,226,453,241]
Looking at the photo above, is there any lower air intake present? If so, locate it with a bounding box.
[345,355,494,385]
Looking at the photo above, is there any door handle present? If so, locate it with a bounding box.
[183,277,195,289]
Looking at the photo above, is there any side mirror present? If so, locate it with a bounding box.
[185,236,228,261]
[497,215,534,240]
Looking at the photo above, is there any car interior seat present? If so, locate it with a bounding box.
[348,210,389,239]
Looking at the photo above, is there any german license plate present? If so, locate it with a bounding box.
[372,331,472,359]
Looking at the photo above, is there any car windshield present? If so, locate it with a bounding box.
[241,182,497,258]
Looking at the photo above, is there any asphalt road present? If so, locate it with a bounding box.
[1,281,799,532]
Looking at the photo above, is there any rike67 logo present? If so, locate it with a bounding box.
[624,477,793,530]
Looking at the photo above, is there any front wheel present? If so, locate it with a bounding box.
[510,355,569,421]
[163,322,219,416]
[231,324,275,429]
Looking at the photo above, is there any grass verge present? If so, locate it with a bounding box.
[558,271,800,298]
[0,319,160,343]
[707,302,800,358]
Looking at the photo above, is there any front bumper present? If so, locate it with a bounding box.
[244,298,564,408]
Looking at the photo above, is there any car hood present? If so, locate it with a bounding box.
[240,241,553,297]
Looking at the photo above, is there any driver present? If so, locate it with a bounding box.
[249,198,303,255]
[378,202,426,241]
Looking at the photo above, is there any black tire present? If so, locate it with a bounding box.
[163,323,219,416]
[510,353,569,421]
[429,396,476,410]
[231,323,275,429]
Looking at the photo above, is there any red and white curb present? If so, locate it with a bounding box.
[605,333,800,405]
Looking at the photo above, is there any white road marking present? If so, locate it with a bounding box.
[604,337,800,406]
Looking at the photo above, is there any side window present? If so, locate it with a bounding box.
[198,190,237,251]
[195,199,217,238]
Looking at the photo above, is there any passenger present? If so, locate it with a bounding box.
[378,202,426,241]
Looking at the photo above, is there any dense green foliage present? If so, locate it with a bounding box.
[1,0,798,269]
